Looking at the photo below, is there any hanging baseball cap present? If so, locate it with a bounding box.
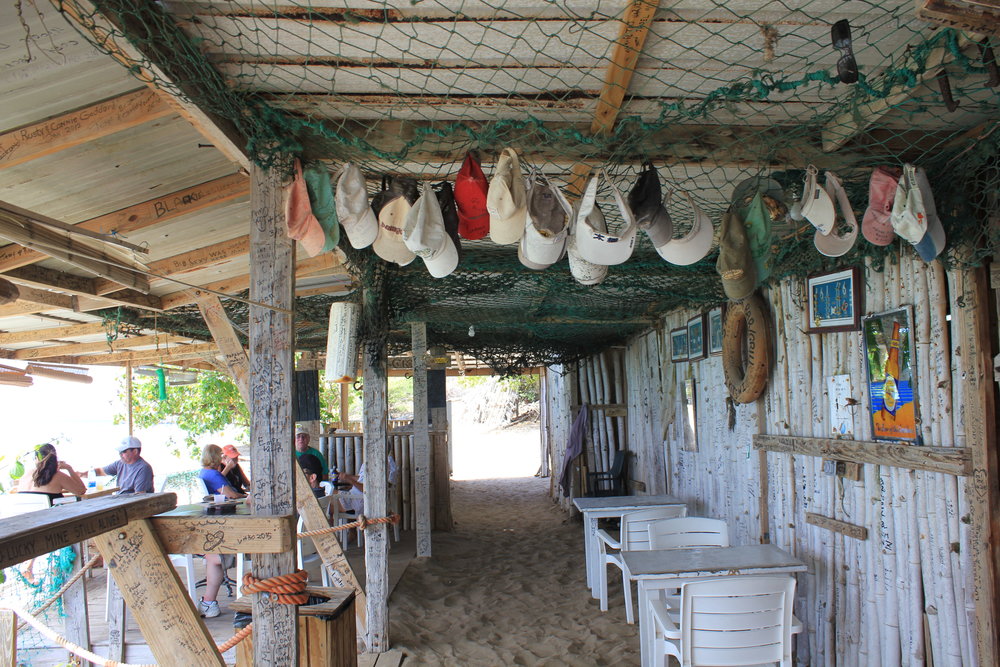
[371,176,418,266]
[487,148,528,245]
[890,164,927,244]
[655,192,714,265]
[800,165,836,236]
[575,170,637,265]
[627,164,674,247]
[404,182,460,278]
[434,181,464,262]
[303,162,340,253]
[519,173,569,270]
[335,163,378,249]
[716,206,757,300]
[813,171,858,258]
[742,192,773,282]
[454,152,490,240]
[568,178,609,285]
[907,166,946,262]
[285,158,327,257]
[861,166,900,246]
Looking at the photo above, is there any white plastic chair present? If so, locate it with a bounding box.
[297,495,333,587]
[649,575,798,667]
[0,493,54,518]
[596,505,687,623]
[647,516,731,550]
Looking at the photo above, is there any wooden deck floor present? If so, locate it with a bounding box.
[16,531,416,666]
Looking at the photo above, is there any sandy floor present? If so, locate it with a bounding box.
[387,475,640,666]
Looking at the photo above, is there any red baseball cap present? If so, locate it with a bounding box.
[454,152,489,240]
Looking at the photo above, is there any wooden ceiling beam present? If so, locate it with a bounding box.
[13,333,200,361]
[0,90,173,170]
[0,173,249,273]
[0,322,109,346]
[56,1,252,169]
[1,265,163,312]
[69,342,220,366]
[148,235,251,277]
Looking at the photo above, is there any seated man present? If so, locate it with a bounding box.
[294,429,329,480]
[297,453,326,499]
[94,436,154,494]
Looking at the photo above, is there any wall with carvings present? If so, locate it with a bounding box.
[544,254,988,666]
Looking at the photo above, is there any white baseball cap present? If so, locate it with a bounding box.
[518,174,569,269]
[654,192,714,265]
[890,164,927,244]
[574,170,637,266]
[487,148,528,245]
[372,195,416,266]
[118,436,141,453]
[335,163,378,249]
[906,166,946,261]
[813,171,858,258]
[567,195,608,285]
[404,182,460,278]
[800,165,836,236]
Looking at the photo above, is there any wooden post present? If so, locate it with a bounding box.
[411,323,431,557]
[63,542,90,665]
[0,610,15,667]
[106,578,125,662]
[248,161,299,665]
[362,343,390,652]
[431,407,453,531]
[196,293,251,406]
[297,351,323,443]
[126,363,133,435]
[94,520,224,666]
[339,382,350,428]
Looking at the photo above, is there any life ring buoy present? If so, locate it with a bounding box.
[722,294,770,404]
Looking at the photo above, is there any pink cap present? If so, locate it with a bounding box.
[862,166,901,246]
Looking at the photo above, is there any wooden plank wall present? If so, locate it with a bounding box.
[545,256,983,665]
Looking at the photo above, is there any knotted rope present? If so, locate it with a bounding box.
[240,569,309,604]
[297,512,400,539]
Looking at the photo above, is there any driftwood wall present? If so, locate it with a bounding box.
[543,254,996,666]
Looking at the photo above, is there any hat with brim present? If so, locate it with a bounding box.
[487,148,527,245]
[404,182,460,278]
[568,189,609,285]
[434,182,463,261]
[890,164,927,244]
[861,166,900,246]
[716,206,757,300]
[800,166,836,236]
[118,435,142,453]
[454,152,490,240]
[575,171,637,266]
[909,167,946,262]
[519,174,569,269]
[813,171,858,258]
[655,192,714,265]
[628,165,674,247]
[743,192,773,281]
[285,158,327,257]
[373,196,416,266]
[222,445,240,459]
[336,163,378,249]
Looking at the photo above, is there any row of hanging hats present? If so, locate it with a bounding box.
[325,151,714,283]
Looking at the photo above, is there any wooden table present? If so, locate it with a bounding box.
[571,495,685,598]
[150,501,295,556]
[623,544,807,666]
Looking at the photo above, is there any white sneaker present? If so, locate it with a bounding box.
[198,598,220,618]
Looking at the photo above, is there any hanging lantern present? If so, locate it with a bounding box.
[325,302,360,383]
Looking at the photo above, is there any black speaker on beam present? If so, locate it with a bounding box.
[293,370,321,423]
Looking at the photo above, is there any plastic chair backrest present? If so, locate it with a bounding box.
[620,506,688,551]
[159,471,205,504]
[0,493,52,518]
[648,517,730,550]
[680,575,795,666]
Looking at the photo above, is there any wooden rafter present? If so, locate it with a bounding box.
[12,334,198,361]
[149,236,251,277]
[55,0,252,169]
[3,265,163,312]
[0,173,249,273]
[0,322,108,346]
[0,90,172,170]
[66,342,220,366]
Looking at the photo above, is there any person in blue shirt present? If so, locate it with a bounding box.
[196,444,245,618]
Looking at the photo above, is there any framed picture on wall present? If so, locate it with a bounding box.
[670,327,688,362]
[687,314,706,361]
[862,306,920,443]
[707,306,724,355]
[806,267,862,333]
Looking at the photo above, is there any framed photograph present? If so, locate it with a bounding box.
[670,327,688,362]
[707,306,724,356]
[687,314,706,361]
[806,267,862,333]
[862,306,920,443]
[682,378,698,452]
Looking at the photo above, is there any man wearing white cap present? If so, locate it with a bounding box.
[93,436,155,494]
[294,428,329,480]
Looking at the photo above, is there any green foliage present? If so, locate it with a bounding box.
[500,374,540,404]
[116,371,249,459]
[387,377,413,419]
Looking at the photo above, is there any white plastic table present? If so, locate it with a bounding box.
[572,494,685,598]
[624,544,807,667]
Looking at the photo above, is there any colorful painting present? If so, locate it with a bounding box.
[863,306,920,443]
[670,327,688,362]
[687,314,706,361]
[807,267,861,333]
[708,307,724,355]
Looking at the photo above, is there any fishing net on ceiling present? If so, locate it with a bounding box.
[57,0,1000,371]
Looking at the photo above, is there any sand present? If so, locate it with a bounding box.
[387,475,641,665]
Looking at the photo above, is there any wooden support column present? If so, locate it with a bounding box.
[431,406,453,531]
[248,162,298,665]
[63,543,90,665]
[0,610,15,667]
[339,383,350,428]
[106,579,125,662]
[362,343,390,652]
[411,323,431,557]
[196,293,251,406]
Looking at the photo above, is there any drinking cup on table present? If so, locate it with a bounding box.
[214,494,227,503]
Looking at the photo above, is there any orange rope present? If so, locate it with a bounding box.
[217,623,254,652]
[240,569,309,604]
[297,512,400,539]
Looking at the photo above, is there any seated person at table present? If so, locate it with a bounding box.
[294,429,329,480]
[93,436,155,494]
[221,445,251,495]
[338,455,398,515]
[196,444,244,619]
[17,444,86,500]
[297,453,326,499]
